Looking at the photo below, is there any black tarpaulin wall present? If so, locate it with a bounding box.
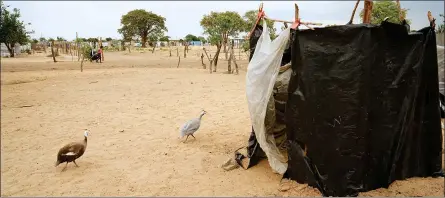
[284,21,444,196]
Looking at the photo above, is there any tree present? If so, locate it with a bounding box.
[105,37,113,42]
[360,1,410,25]
[39,37,46,42]
[56,37,66,41]
[201,11,245,67]
[243,10,277,39]
[159,36,170,42]
[198,36,206,44]
[185,34,199,42]
[31,38,38,43]
[0,2,33,57]
[48,38,55,42]
[437,14,445,33]
[117,9,167,48]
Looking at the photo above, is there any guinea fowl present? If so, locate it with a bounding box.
[55,130,89,171]
[180,110,207,143]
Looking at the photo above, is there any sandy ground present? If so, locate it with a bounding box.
[1,49,444,196]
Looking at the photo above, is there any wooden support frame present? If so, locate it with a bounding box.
[363,0,373,24]
[246,2,323,39]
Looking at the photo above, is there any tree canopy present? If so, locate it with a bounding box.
[159,36,170,42]
[243,10,277,39]
[200,11,244,46]
[360,1,410,25]
[56,37,66,41]
[0,2,33,57]
[105,37,113,42]
[117,9,167,47]
[185,34,200,42]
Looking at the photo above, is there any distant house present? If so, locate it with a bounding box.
[189,41,202,46]
[1,43,26,57]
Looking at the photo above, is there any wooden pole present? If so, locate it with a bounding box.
[184,45,187,58]
[176,47,179,57]
[201,53,206,69]
[227,41,232,74]
[76,32,80,61]
[363,0,373,24]
[348,0,361,24]
[231,40,239,75]
[295,3,299,30]
[177,56,181,68]
[51,40,57,62]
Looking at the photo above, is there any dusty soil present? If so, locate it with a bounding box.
[1,49,444,196]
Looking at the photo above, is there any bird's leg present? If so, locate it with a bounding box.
[73,160,79,167]
[184,135,190,143]
[61,162,68,172]
[191,134,196,139]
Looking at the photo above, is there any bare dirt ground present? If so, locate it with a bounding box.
[1,48,444,196]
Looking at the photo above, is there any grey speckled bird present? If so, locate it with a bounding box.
[180,110,207,143]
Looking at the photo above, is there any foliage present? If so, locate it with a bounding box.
[80,44,93,61]
[32,38,38,43]
[0,2,34,57]
[198,36,206,44]
[360,1,411,25]
[56,36,66,41]
[437,14,445,33]
[185,34,199,42]
[105,37,112,41]
[159,36,170,42]
[48,38,54,42]
[39,37,46,42]
[243,10,277,39]
[117,9,167,47]
[200,11,245,46]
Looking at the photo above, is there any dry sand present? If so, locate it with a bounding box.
[1,49,443,196]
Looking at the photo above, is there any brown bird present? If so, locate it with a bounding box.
[55,130,89,171]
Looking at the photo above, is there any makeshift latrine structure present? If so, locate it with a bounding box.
[235,1,444,197]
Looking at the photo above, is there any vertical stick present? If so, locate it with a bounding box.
[201,53,206,69]
[363,0,373,24]
[231,41,239,75]
[177,47,179,57]
[51,40,57,62]
[76,32,80,61]
[295,3,299,29]
[184,45,187,58]
[80,55,84,72]
[177,56,181,68]
[348,0,360,24]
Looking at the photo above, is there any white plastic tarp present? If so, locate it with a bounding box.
[245,20,291,174]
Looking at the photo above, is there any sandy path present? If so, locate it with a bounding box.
[1,51,443,196]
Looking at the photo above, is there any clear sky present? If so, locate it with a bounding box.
[5,1,445,41]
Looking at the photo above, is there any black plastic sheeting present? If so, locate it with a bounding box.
[284,21,444,196]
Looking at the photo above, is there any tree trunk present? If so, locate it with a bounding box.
[213,44,222,72]
[223,34,228,60]
[5,43,15,57]
[152,42,156,53]
[141,34,147,48]
[51,41,57,62]
[169,47,172,57]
